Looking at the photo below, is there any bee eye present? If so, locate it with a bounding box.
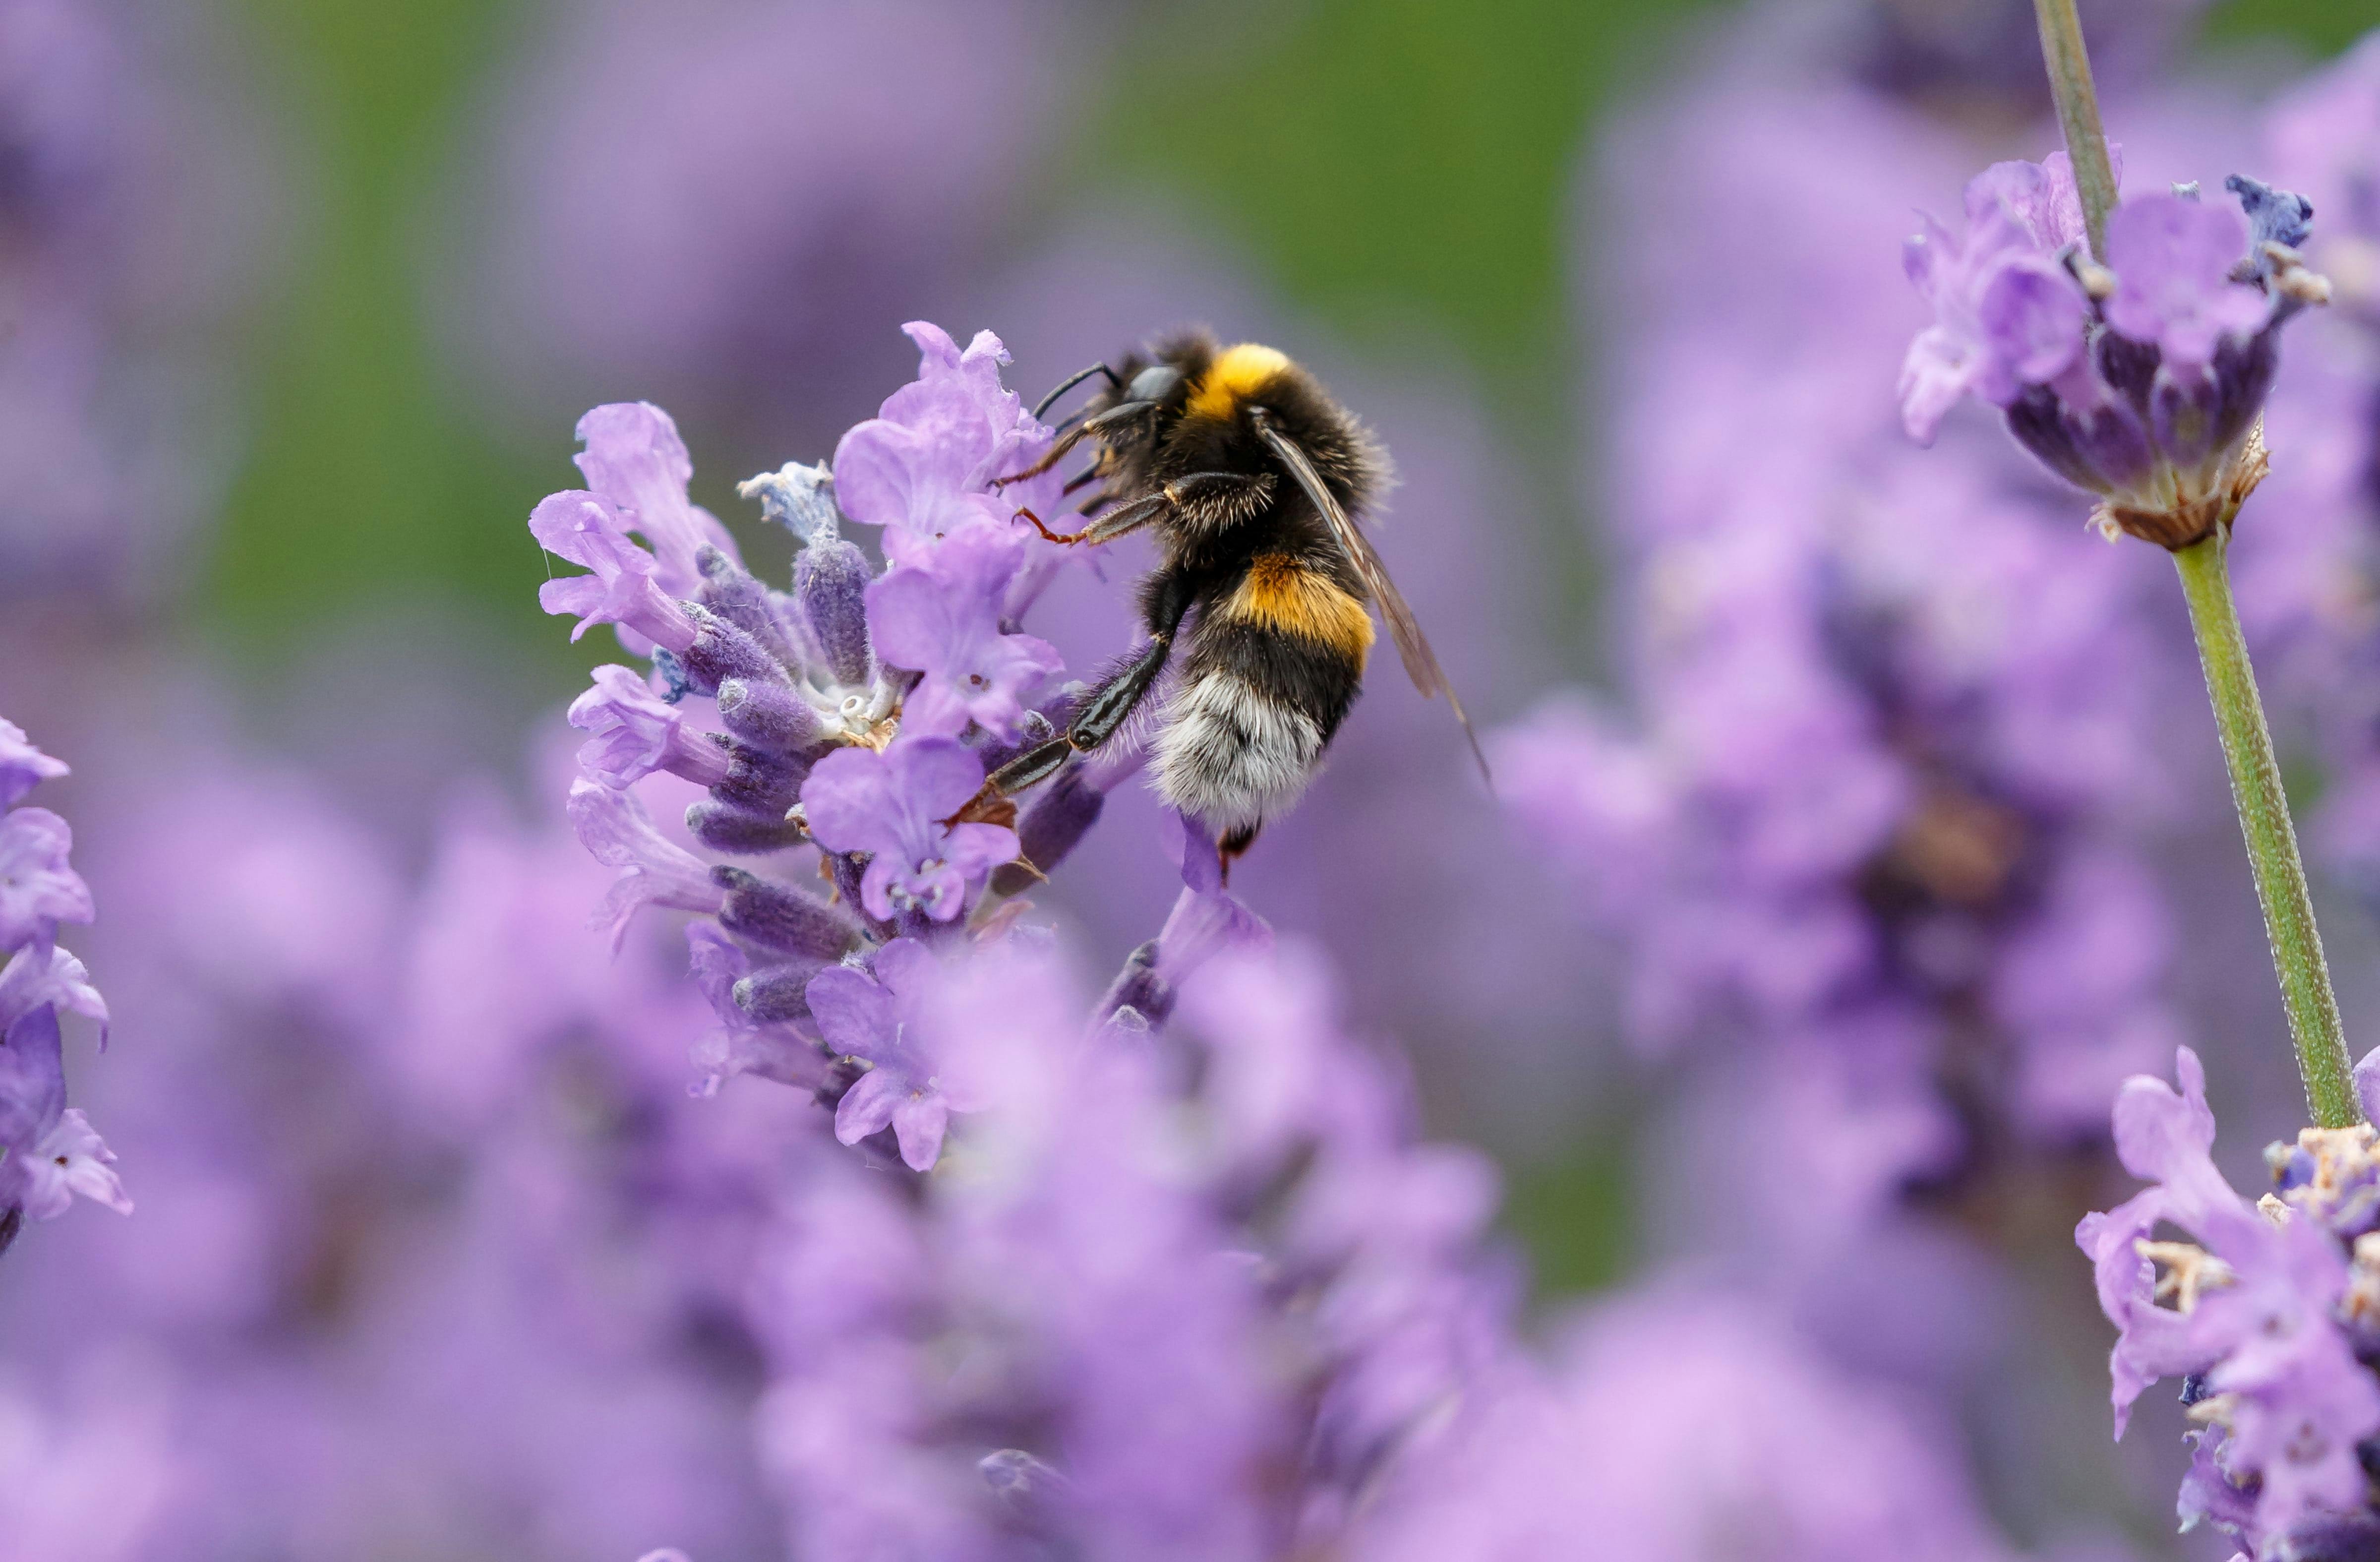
[1126,365,1180,402]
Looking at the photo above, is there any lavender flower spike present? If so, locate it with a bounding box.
[1903,153,2327,548]
[530,333,1081,1110]
[2077,1048,2380,1557]
[0,719,121,1246]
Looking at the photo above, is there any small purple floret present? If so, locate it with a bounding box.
[0,720,68,810]
[799,739,1016,923]
[808,938,982,1170]
[866,528,1063,740]
[0,808,93,957]
[569,664,732,789]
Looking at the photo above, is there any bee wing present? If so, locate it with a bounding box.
[1253,415,1491,786]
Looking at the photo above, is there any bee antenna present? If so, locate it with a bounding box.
[1034,362,1124,421]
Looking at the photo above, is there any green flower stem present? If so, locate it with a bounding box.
[2174,535,2361,1128]
[2031,0,2118,259]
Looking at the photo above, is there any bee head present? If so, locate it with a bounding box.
[1126,363,1182,403]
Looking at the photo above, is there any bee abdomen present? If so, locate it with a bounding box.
[1154,566,1368,833]
[1152,669,1327,836]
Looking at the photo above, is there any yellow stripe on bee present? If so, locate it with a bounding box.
[1223,552,1375,663]
[1184,343,1292,421]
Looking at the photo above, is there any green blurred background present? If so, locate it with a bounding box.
[193,0,2380,1298]
[204,0,2380,660]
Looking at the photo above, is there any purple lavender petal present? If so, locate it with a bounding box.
[569,664,731,789]
[530,490,700,652]
[572,401,740,595]
[14,1106,128,1220]
[2104,194,2271,366]
[833,1067,903,1147]
[0,720,68,808]
[0,807,93,955]
[866,528,1063,741]
[801,740,1015,922]
[565,780,724,954]
[0,946,108,1044]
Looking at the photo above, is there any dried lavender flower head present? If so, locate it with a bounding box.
[1902,153,2326,549]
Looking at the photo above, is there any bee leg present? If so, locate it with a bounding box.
[1013,492,1167,548]
[994,400,1157,486]
[1062,467,1104,495]
[952,634,1173,825]
[1033,361,1123,421]
[950,569,1193,824]
[1157,471,1277,534]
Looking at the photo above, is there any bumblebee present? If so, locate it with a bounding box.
[969,330,1486,861]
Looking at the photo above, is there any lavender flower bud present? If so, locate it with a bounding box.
[712,743,809,817]
[680,602,792,694]
[795,538,876,689]
[1094,939,1172,1028]
[716,678,833,759]
[731,959,830,1023]
[712,866,862,959]
[695,544,801,669]
[741,457,877,689]
[685,798,808,854]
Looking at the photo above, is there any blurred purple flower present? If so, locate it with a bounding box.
[0,808,91,956]
[0,0,266,599]
[1350,1286,2020,1562]
[0,1371,177,1560]
[0,719,116,1241]
[750,936,1523,1559]
[2077,1047,2380,1555]
[0,720,68,808]
[456,0,1070,454]
[2267,35,2380,322]
[1504,71,2190,1262]
[809,938,985,1169]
